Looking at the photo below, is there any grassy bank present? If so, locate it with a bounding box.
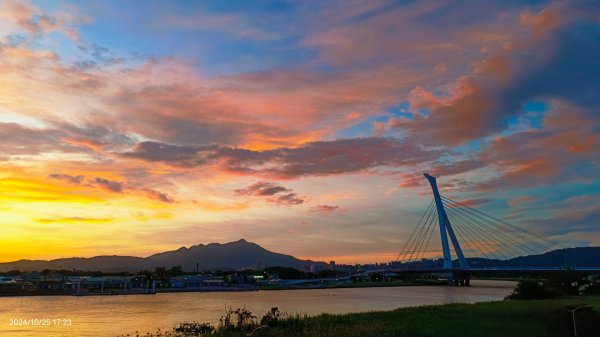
[125,296,600,337]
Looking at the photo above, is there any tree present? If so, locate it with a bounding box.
[168,266,185,276]
[264,266,302,279]
[505,279,559,300]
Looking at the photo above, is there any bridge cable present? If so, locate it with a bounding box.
[442,196,553,256]
[452,221,494,269]
[444,201,548,264]
[442,197,558,268]
[445,207,514,267]
[442,197,557,262]
[446,207,512,261]
[405,202,437,263]
[415,204,438,262]
[418,208,439,261]
[396,199,434,262]
[444,209,495,268]
[445,210,483,260]
[445,205,524,260]
[401,200,435,263]
[395,199,434,262]
[442,196,563,248]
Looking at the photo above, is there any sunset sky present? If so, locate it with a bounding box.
[0,0,599,264]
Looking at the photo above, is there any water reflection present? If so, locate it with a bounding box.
[0,280,515,337]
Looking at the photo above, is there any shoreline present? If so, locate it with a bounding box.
[0,280,450,297]
[119,296,600,337]
[0,278,516,297]
[258,279,447,290]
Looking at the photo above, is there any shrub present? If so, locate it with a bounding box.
[582,281,600,295]
[234,307,257,331]
[260,307,281,327]
[505,279,560,300]
[173,322,215,336]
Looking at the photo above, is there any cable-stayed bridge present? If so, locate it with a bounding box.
[285,173,599,287]
[383,173,600,285]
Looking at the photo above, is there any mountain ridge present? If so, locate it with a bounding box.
[2,241,598,273]
[0,239,328,272]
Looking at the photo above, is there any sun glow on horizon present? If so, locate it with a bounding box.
[0,0,598,264]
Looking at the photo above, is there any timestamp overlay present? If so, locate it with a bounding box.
[8,318,73,327]
[0,293,195,337]
[2,316,74,337]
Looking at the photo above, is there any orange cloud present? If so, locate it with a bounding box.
[309,205,340,213]
[236,181,305,206]
[48,173,175,203]
[476,101,599,191]
[121,137,439,180]
[520,2,569,37]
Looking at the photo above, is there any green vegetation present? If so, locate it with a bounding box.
[121,296,600,337]
[506,274,600,299]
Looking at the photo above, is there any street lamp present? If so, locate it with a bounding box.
[568,305,592,337]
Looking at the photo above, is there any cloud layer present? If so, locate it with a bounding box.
[0,0,598,262]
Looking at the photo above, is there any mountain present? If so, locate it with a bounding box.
[465,247,600,268]
[148,239,325,271]
[3,242,597,273]
[0,256,154,273]
[501,247,600,268]
[402,247,600,269]
[0,239,328,272]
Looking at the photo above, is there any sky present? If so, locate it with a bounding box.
[0,0,599,264]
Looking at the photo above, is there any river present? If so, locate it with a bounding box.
[0,280,515,337]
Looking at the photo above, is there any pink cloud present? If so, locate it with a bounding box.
[0,1,85,41]
[235,181,304,206]
[310,205,340,213]
[48,173,175,203]
[122,137,440,179]
[475,101,600,191]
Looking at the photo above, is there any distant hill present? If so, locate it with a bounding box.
[148,239,325,271]
[0,239,327,272]
[466,247,600,268]
[2,242,598,273]
[0,256,154,273]
[403,247,600,269]
[503,247,600,268]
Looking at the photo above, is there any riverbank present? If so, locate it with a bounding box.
[0,280,448,296]
[0,286,258,297]
[127,296,600,337]
[258,279,445,290]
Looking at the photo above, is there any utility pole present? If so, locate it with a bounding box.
[569,305,592,337]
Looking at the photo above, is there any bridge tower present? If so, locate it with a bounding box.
[424,173,469,270]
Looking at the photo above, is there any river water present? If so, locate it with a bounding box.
[0,280,515,337]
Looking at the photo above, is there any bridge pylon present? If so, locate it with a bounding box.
[424,173,469,270]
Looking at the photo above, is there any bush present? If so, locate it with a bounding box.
[234,307,257,331]
[545,271,581,296]
[260,307,281,327]
[582,281,600,295]
[173,322,215,336]
[505,279,560,300]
